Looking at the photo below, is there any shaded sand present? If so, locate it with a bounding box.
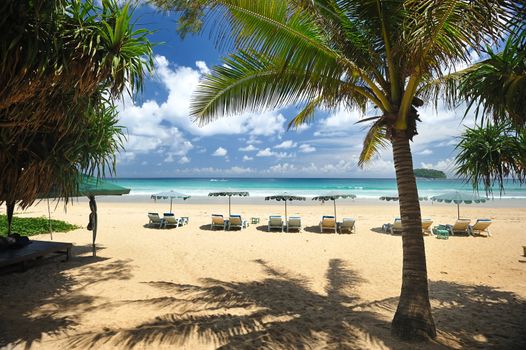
[1,199,525,349]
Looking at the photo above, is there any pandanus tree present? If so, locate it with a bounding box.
[0,0,153,232]
[453,30,526,194]
[155,0,524,339]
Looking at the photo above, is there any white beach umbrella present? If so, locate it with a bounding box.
[208,191,249,216]
[312,192,356,233]
[265,192,306,222]
[430,191,487,219]
[151,191,191,213]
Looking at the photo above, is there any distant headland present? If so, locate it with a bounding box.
[414,168,447,179]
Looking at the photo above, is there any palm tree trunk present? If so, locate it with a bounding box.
[390,130,436,340]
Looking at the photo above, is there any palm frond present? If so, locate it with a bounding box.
[358,118,389,167]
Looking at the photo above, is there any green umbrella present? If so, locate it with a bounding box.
[208,191,249,216]
[430,191,487,219]
[37,175,130,256]
[312,192,356,233]
[265,193,306,223]
[151,191,191,213]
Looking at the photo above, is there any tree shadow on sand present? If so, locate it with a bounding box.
[0,247,133,348]
[65,258,526,350]
[65,259,400,349]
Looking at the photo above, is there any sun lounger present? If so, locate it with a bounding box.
[227,215,248,230]
[163,213,183,228]
[148,213,163,228]
[211,214,226,230]
[468,219,492,237]
[338,218,356,234]
[286,217,301,232]
[320,215,336,233]
[422,218,433,235]
[446,219,471,235]
[267,216,284,232]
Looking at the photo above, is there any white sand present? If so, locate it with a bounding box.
[1,199,525,349]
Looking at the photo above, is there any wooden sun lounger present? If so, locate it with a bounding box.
[0,240,72,270]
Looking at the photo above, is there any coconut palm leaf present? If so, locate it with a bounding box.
[358,118,389,167]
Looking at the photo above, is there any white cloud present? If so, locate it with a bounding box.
[212,147,228,157]
[417,149,433,155]
[119,55,288,139]
[299,144,316,153]
[256,148,274,157]
[420,158,456,175]
[195,60,210,75]
[239,144,258,152]
[179,156,190,164]
[274,140,297,149]
[243,155,254,161]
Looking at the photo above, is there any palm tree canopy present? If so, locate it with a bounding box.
[155,0,523,165]
[446,29,526,129]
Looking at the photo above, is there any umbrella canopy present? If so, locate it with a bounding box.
[208,191,249,216]
[312,192,356,233]
[265,192,306,222]
[33,175,130,257]
[430,191,487,219]
[379,195,428,201]
[151,191,191,213]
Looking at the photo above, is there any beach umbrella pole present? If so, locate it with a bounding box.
[47,198,53,240]
[457,203,460,219]
[170,198,173,213]
[229,196,231,216]
[333,199,337,233]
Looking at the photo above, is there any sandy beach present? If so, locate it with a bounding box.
[1,198,525,349]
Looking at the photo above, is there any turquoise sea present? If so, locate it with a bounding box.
[112,178,526,199]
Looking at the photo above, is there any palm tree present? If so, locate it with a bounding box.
[455,123,526,195]
[455,30,526,129]
[155,0,523,340]
[0,0,153,232]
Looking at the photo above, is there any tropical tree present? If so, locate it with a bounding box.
[154,0,524,340]
[455,123,526,195]
[455,29,526,130]
[0,0,153,232]
[452,30,525,194]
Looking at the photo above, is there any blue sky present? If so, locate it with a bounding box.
[115,4,475,178]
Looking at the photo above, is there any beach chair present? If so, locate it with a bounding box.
[338,218,356,234]
[382,218,402,234]
[320,216,336,233]
[446,219,471,236]
[227,215,248,230]
[163,213,183,228]
[468,219,492,237]
[147,213,163,228]
[267,216,284,232]
[286,217,302,232]
[211,214,226,230]
[422,219,433,235]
